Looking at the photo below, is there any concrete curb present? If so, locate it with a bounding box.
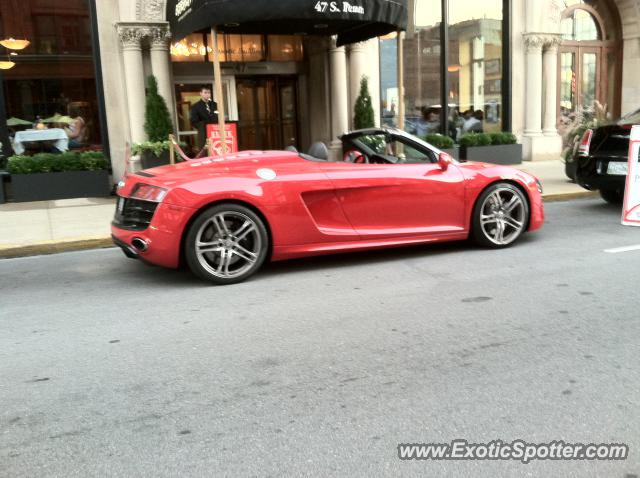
[0,191,602,259]
[542,191,599,202]
[0,237,114,259]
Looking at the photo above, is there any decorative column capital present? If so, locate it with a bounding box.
[148,26,172,50]
[329,35,346,52]
[348,41,368,53]
[543,34,563,52]
[523,33,547,53]
[117,24,146,50]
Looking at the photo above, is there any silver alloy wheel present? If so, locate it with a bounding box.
[194,211,262,279]
[479,187,526,245]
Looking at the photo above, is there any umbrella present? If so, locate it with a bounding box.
[6,116,32,126]
[167,0,408,152]
[42,114,75,124]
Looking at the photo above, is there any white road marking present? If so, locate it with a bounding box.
[605,244,640,254]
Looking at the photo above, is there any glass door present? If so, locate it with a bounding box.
[236,77,298,151]
[558,46,600,133]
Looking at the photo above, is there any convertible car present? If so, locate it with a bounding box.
[112,128,544,284]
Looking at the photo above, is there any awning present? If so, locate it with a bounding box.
[167,0,408,46]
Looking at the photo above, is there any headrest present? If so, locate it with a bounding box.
[307,142,329,161]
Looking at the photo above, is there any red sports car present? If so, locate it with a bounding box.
[112,128,544,284]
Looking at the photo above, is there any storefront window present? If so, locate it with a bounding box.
[448,0,503,136]
[384,0,508,140]
[171,34,303,63]
[0,0,103,156]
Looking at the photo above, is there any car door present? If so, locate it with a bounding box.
[320,132,466,239]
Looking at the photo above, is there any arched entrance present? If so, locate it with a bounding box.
[558,0,622,128]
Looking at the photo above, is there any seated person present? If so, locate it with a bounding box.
[65,106,88,148]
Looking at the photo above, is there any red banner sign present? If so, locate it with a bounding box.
[206,123,238,155]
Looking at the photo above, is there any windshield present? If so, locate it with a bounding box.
[619,108,640,125]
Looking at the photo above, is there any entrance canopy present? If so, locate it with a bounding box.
[167,0,408,46]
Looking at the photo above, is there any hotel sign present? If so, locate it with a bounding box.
[314,2,365,14]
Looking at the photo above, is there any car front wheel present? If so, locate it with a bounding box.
[472,183,530,248]
[185,203,269,285]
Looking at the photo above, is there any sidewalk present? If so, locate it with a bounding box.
[0,159,596,259]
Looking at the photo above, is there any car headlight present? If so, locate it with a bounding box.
[130,183,168,202]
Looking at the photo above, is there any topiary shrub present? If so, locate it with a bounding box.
[144,75,174,143]
[353,76,375,130]
[423,134,455,150]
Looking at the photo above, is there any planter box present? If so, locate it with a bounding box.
[459,144,522,165]
[10,170,111,202]
[442,147,460,160]
[140,150,170,170]
[0,171,9,204]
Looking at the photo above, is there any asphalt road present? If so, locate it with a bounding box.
[1,198,639,477]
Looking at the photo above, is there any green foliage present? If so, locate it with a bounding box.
[353,76,375,130]
[422,134,455,150]
[489,132,517,145]
[476,133,492,146]
[460,132,515,147]
[562,102,610,163]
[132,140,172,157]
[7,152,107,174]
[144,75,174,142]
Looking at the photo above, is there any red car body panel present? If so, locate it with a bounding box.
[111,150,544,269]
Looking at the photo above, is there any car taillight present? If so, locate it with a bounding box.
[130,183,168,203]
[578,129,593,157]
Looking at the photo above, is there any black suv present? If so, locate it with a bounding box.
[574,108,640,203]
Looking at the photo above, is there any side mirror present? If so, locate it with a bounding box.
[438,152,453,171]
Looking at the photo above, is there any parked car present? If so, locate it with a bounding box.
[574,108,640,203]
[112,128,544,285]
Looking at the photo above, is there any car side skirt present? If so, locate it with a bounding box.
[271,231,469,261]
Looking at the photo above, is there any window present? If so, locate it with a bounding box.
[561,9,600,41]
[1,0,104,155]
[170,34,304,63]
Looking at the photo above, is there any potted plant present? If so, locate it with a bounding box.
[135,75,174,169]
[353,76,375,129]
[422,133,458,159]
[458,132,522,165]
[562,102,609,180]
[7,151,111,202]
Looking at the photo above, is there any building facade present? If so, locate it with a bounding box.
[2,0,640,186]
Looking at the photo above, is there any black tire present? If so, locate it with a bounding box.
[599,188,624,204]
[471,182,530,248]
[185,203,269,285]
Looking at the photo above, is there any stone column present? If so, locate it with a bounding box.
[523,34,545,137]
[543,36,562,135]
[149,25,176,128]
[329,38,349,158]
[117,25,146,144]
[349,41,367,129]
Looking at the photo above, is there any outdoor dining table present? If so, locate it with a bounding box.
[12,128,69,155]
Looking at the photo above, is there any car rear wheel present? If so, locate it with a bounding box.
[472,183,529,248]
[185,203,269,285]
[599,188,624,204]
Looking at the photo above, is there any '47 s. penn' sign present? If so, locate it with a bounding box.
[314,2,365,14]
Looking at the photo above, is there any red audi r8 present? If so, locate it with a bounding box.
[112,128,544,284]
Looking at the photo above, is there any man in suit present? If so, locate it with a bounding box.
[189,86,218,149]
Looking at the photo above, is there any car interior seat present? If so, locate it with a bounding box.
[307,142,329,161]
